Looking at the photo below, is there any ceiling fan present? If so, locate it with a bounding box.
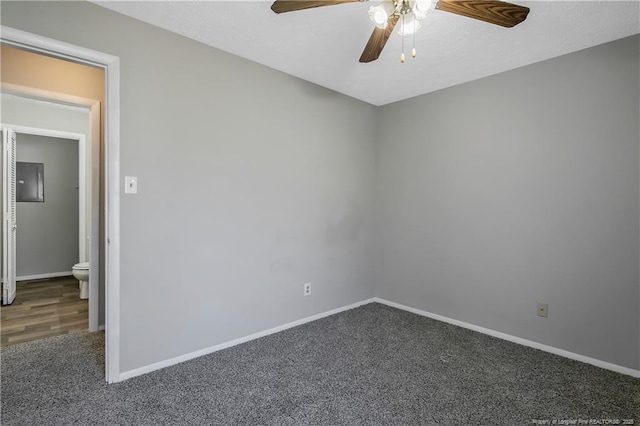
[270,0,530,63]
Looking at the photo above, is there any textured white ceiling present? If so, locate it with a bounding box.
[93,0,640,106]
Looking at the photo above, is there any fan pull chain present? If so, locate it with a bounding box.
[412,15,417,58]
[400,15,406,63]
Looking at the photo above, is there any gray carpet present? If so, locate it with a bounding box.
[1,303,638,425]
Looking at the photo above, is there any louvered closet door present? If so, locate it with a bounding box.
[2,128,17,305]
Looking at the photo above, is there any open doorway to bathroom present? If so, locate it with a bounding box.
[0,46,104,347]
[1,26,121,383]
[1,116,93,345]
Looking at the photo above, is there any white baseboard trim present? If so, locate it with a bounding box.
[119,298,377,382]
[17,271,73,281]
[98,325,105,331]
[374,298,640,378]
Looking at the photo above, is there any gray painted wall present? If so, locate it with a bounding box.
[16,134,79,277]
[1,1,377,372]
[2,1,638,374]
[375,35,640,370]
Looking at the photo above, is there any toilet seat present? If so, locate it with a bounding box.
[73,262,89,270]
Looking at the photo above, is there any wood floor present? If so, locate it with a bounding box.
[1,276,88,347]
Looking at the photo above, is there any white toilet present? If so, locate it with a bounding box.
[72,262,90,300]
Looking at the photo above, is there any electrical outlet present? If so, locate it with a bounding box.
[537,302,548,318]
[303,283,311,297]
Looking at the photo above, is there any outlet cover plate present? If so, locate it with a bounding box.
[125,176,138,194]
[537,302,548,318]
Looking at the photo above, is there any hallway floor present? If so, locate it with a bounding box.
[0,276,88,346]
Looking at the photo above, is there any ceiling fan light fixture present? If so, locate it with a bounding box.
[368,1,395,29]
[412,0,436,20]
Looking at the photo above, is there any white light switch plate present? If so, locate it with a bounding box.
[125,176,138,194]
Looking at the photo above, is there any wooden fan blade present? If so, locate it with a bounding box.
[271,0,360,14]
[359,15,399,63]
[436,0,529,27]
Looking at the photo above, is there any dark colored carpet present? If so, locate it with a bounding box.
[1,303,638,425]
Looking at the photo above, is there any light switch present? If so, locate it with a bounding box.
[125,176,138,194]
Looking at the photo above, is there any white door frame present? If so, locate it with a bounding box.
[1,124,96,330]
[4,124,87,266]
[2,86,103,333]
[2,88,102,337]
[1,25,122,383]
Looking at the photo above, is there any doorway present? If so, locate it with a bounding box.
[1,119,97,339]
[1,26,121,383]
